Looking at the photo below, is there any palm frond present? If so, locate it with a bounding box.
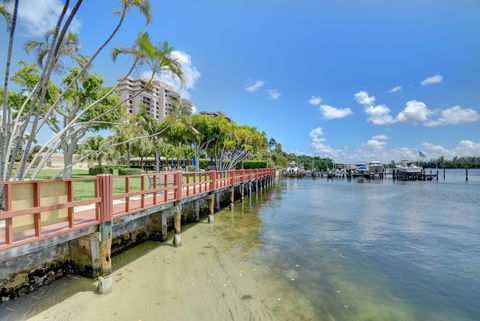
[0,4,11,30]
[24,40,43,55]
[131,0,152,24]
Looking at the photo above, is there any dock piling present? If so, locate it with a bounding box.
[97,175,114,294]
[173,205,182,247]
[208,195,215,223]
[230,187,235,210]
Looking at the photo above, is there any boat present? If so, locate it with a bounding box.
[395,160,423,180]
[284,161,301,177]
[354,162,369,176]
[368,161,384,177]
[396,160,422,174]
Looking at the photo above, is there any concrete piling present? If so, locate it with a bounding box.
[194,200,200,222]
[208,195,215,224]
[173,206,182,247]
[230,187,235,210]
[215,193,220,210]
[97,221,113,294]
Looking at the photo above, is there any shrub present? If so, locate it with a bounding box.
[243,160,268,169]
[88,165,114,175]
[118,168,143,176]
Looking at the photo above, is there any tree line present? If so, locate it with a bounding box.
[420,156,480,169]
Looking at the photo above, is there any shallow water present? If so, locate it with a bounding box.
[1,170,479,321]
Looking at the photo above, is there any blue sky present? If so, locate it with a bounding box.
[2,0,480,162]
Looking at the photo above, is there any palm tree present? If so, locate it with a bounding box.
[24,31,87,73]
[79,135,113,166]
[135,106,164,171]
[112,114,140,168]
[112,31,183,84]
[268,138,277,151]
[12,0,152,181]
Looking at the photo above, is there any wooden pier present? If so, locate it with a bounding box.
[0,169,277,300]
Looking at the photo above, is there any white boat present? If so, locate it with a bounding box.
[368,161,384,176]
[355,162,369,175]
[285,161,299,175]
[396,160,422,174]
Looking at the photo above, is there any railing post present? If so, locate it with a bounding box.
[67,181,74,228]
[4,183,13,245]
[33,182,41,237]
[140,175,145,208]
[175,172,183,200]
[97,174,113,222]
[210,170,217,191]
[96,174,113,294]
[152,174,157,205]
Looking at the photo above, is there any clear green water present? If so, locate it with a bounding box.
[251,171,480,321]
[1,170,479,320]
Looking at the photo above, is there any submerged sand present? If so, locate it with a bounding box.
[25,211,316,321]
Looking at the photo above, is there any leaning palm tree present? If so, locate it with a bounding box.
[7,0,153,181]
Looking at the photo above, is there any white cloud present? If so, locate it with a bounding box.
[424,106,480,127]
[245,79,266,92]
[267,89,281,100]
[421,75,444,87]
[397,100,432,123]
[388,86,402,94]
[366,139,386,148]
[319,105,352,120]
[372,134,389,140]
[354,91,376,106]
[365,105,395,125]
[11,0,81,36]
[191,105,198,113]
[142,50,201,99]
[354,91,395,125]
[309,127,340,158]
[422,140,480,158]
[309,96,322,106]
[365,134,388,149]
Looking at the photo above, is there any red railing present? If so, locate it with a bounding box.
[0,169,276,250]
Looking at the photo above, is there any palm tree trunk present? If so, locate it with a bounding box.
[0,0,19,181]
[195,149,200,172]
[127,143,131,168]
[155,148,160,173]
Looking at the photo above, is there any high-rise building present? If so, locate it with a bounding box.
[118,76,193,120]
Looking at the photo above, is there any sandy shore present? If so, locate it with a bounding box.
[24,210,316,321]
